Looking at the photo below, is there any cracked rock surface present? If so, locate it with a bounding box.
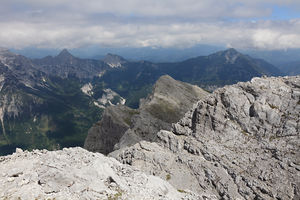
[111,76,300,200]
[0,147,205,200]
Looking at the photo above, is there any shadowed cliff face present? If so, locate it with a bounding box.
[111,76,300,200]
[84,75,209,154]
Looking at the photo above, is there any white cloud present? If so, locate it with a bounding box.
[0,0,300,50]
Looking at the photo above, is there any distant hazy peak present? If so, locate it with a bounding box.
[103,53,126,68]
[212,48,240,57]
[103,53,126,61]
[209,48,242,64]
[56,49,74,58]
[225,48,239,54]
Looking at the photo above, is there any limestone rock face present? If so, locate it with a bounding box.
[84,75,209,154]
[0,147,205,200]
[112,76,300,200]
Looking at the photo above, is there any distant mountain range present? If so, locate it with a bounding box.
[0,47,284,155]
[11,45,300,67]
[95,48,282,107]
[10,44,224,62]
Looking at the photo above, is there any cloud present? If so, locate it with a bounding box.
[252,20,300,49]
[0,0,300,50]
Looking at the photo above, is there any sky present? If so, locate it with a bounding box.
[1,0,300,50]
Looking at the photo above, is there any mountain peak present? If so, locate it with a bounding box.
[57,49,73,58]
[103,53,126,68]
[219,48,241,57]
[225,48,239,54]
[103,53,125,61]
[210,48,241,64]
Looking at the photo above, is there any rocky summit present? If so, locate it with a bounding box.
[0,147,205,200]
[111,75,300,200]
[84,75,209,154]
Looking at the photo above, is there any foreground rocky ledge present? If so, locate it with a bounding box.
[0,147,206,200]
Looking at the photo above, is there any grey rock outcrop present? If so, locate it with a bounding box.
[112,76,300,200]
[0,147,206,200]
[84,75,209,154]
